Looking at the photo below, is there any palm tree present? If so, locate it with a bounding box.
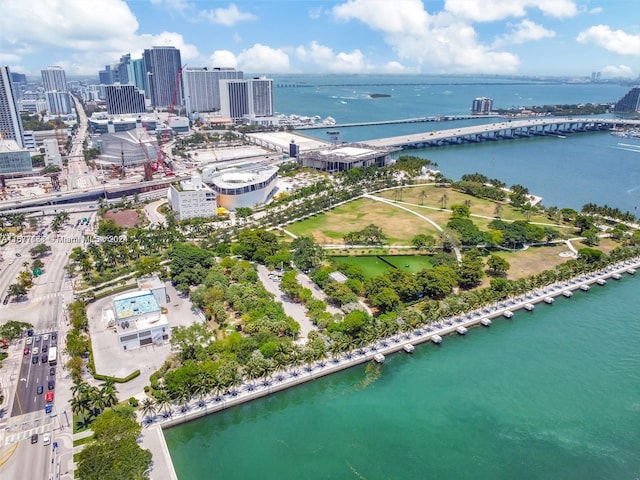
[140,398,157,424]
[70,394,89,427]
[99,379,118,409]
[155,390,173,418]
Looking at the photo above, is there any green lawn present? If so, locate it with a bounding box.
[286,198,441,245]
[330,255,433,279]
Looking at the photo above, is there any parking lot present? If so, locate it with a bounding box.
[86,281,204,399]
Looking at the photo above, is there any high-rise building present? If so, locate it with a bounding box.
[472,97,493,115]
[219,77,274,121]
[614,86,640,114]
[105,84,147,115]
[41,66,68,92]
[0,65,25,148]
[182,67,243,118]
[219,79,249,120]
[248,77,274,117]
[132,58,147,92]
[143,46,183,110]
[45,91,72,114]
[99,65,113,85]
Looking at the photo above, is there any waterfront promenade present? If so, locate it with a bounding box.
[142,258,640,479]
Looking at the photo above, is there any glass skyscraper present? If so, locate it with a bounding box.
[143,46,183,110]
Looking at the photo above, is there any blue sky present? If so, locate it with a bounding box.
[1,0,639,78]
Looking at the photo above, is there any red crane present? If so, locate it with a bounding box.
[141,65,184,179]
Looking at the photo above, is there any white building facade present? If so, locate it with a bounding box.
[43,138,63,168]
[206,164,278,210]
[167,175,217,220]
[111,290,170,351]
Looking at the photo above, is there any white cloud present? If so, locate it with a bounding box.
[209,50,238,69]
[0,0,200,74]
[333,0,519,73]
[296,41,414,73]
[200,3,257,26]
[237,44,290,73]
[444,0,577,22]
[577,25,640,56]
[601,64,635,78]
[149,0,191,14]
[588,7,603,14]
[493,19,555,47]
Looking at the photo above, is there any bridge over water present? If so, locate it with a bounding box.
[360,117,640,150]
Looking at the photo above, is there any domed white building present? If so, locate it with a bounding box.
[204,164,278,210]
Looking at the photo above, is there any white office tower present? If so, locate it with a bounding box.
[220,77,274,121]
[143,46,183,110]
[182,67,243,118]
[41,66,68,92]
[0,66,25,148]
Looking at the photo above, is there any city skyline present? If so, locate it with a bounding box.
[1,1,639,79]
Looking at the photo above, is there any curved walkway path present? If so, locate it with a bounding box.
[363,193,463,262]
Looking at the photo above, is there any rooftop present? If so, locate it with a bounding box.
[113,290,160,320]
[208,164,278,188]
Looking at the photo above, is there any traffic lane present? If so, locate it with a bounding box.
[0,434,52,480]
[12,337,54,416]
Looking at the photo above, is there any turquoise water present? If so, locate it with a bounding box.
[165,76,640,479]
[165,276,640,479]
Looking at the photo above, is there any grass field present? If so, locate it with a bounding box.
[377,185,555,225]
[330,255,434,278]
[286,198,441,245]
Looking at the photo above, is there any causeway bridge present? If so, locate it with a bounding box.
[361,117,640,150]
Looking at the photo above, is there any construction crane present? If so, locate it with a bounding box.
[139,65,184,180]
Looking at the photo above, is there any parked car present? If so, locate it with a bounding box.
[26,337,32,345]
[37,385,43,395]
[31,434,38,444]
[32,355,38,364]
[23,347,30,355]
[45,391,54,402]
[43,433,51,446]
[35,335,41,342]
[49,367,56,376]
[43,334,49,341]
[48,380,55,390]
[32,346,39,355]
[27,329,34,337]
[41,354,47,363]
[42,344,48,353]
[44,403,53,414]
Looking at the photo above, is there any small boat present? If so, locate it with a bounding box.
[544,297,554,304]
[524,303,535,311]
[580,284,590,292]
[612,273,621,280]
[403,344,415,353]
[596,278,606,286]
[480,318,491,327]
[374,353,385,364]
[627,268,636,275]
[456,326,468,335]
[562,290,573,298]
[431,335,442,344]
[503,310,514,319]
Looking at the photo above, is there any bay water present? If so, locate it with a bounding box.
[165,76,640,479]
